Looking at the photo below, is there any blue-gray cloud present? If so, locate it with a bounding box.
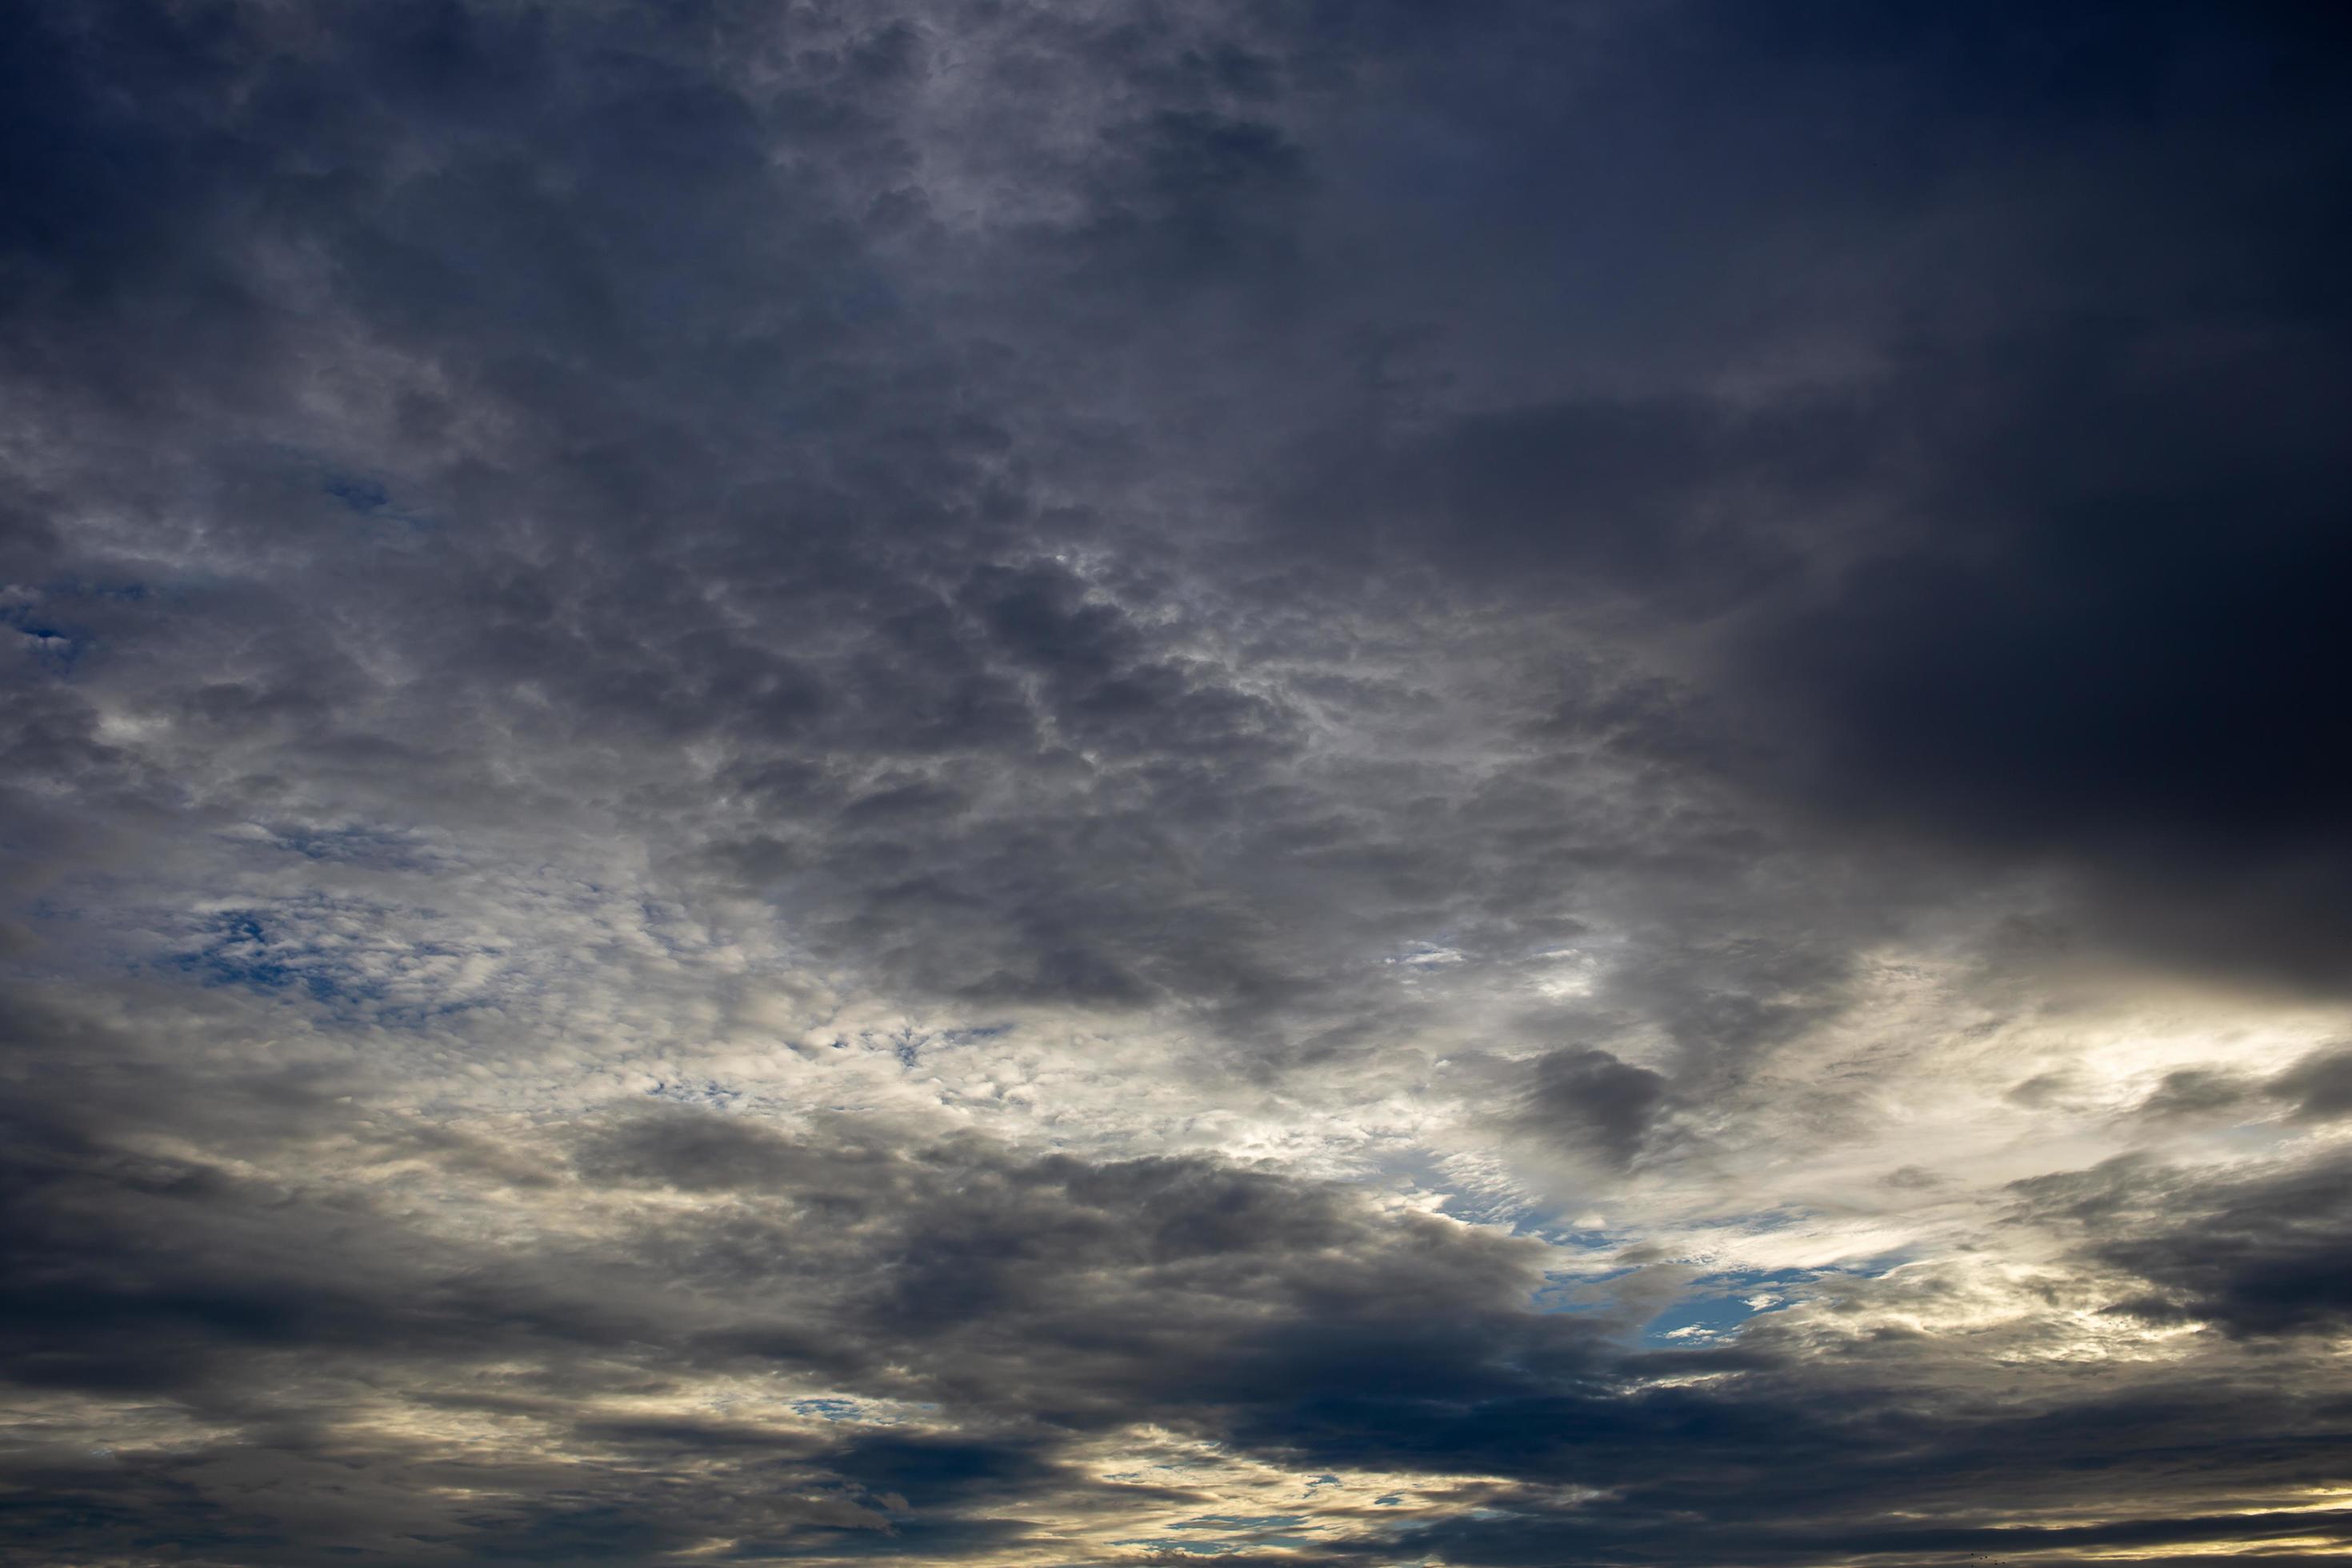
[5,0,2350,1561]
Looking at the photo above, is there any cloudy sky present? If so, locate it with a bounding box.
[4,2,2351,1563]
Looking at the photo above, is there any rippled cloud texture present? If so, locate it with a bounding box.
[5,2,2351,1563]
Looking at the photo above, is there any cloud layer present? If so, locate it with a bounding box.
[4,1,2350,1562]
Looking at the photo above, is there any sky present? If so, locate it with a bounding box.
[2,2,2350,1564]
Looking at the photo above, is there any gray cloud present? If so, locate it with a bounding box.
[2014,1150,2352,1338]
[10,1041,2352,1564]
[5,0,2350,1559]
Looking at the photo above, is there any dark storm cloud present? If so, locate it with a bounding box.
[9,1060,2350,1564]
[7,0,2333,1038]
[1242,0,2352,995]
[2272,1045,2352,1122]
[1518,1047,1671,1169]
[1765,18,2352,985]
[6,0,2351,1562]
[2130,1043,2352,1123]
[0,1048,1572,1555]
[2014,1150,2352,1338]
[0,0,1329,1020]
[2133,1066,2257,1121]
[1742,318,2352,991]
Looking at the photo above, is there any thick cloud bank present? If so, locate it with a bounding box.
[4,2,2350,1563]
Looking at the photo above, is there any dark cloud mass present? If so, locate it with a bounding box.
[4,1,2350,1562]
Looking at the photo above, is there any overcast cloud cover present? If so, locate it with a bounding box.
[4,2,2351,1563]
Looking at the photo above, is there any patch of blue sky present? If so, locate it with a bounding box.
[320,475,434,536]
[2,588,102,674]
[174,936,371,1009]
[1535,1200,1834,1261]
[827,1022,1014,1070]
[266,446,442,542]
[322,472,390,514]
[1640,1266,1841,1346]
[173,912,335,995]
[790,1398,863,1422]
[644,1078,742,1110]
[630,898,702,959]
[1162,1513,1313,1534]
[1361,1146,1541,1230]
[10,624,82,674]
[1522,1211,1630,1250]
[166,906,490,1027]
